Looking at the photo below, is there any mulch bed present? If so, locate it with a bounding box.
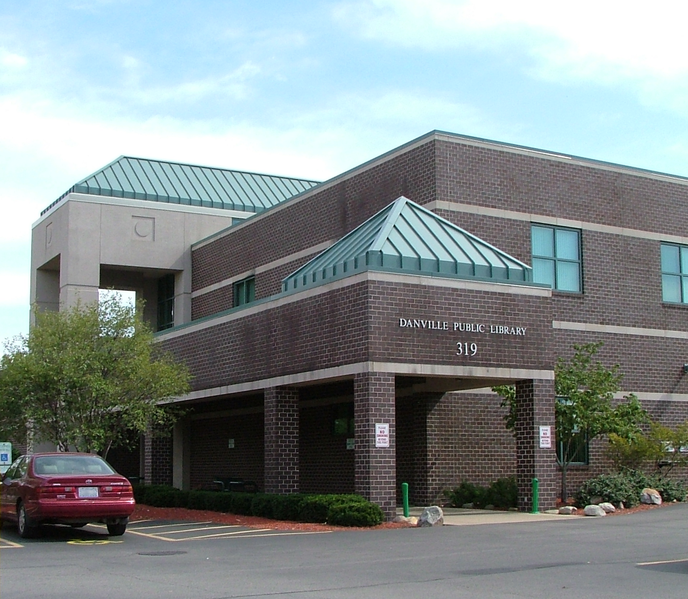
[130,504,408,532]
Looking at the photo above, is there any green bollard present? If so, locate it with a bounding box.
[531,478,539,514]
[402,482,409,517]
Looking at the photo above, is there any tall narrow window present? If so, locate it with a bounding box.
[157,274,175,331]
[531,225,582,293]
[234,276,255,307]
[661,243,688,303]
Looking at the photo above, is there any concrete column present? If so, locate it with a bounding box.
[354,372,396,520]
[515,379,557,511]
[264,386,300,494]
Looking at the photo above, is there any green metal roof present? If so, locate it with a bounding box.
[42,156,320,216]
[282,196,533,292]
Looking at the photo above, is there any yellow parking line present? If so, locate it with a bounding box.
[0,539,23,548]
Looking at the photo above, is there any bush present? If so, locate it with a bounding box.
[444,478,517,509]
[327,502,383,527]
[443,481,486,508]
[575,473,639,507]
[575,469,687,507]
[484,477,518,509]
[133,485,383,527]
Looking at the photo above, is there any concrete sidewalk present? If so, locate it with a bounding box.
[399,507,574,526]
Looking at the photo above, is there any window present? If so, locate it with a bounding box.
[661,243,688,303]
[531,225,582,293]
[556,396,589,466]
[556,434,589,466]
[234,276,255,307]
[157,274,175,331]
[333,403,355,436]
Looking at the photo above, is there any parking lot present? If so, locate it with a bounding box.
[2,505,688,599]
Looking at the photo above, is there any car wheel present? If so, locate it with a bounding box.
[17,502,39,539]
[106,517,128,536]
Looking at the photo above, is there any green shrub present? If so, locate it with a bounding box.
[484,477,518,509]
[227,492,254,515]
[272,494,306,521]
[645,476,687,503]
[575,472,640,507]
[576,469,687,507]
[133,485,383,527]
[251,493,282,519]
[327,502,383,527]
[443,481,484,507]
[444,478,517,509]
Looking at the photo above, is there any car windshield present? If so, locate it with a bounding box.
[33,456,116,476]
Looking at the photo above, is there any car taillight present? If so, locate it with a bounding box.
[38,486,76,499]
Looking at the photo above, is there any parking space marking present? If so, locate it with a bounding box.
[121,520,331,542]
[0,538,23,549]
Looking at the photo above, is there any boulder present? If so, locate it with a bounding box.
[558,506,578,515]
[393,515,418,526]
[640,488,662,505]
[584,504,606,517]
[598,502,616,513]
[417,506,444,527]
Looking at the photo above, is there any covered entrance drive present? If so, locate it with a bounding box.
[157,197,557,519]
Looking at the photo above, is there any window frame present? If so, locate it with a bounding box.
[531,224,583,293]
[234,276,256,307]
[661,242,688,304]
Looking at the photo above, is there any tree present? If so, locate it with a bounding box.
[0,295,190,458]
[494,342,647,501]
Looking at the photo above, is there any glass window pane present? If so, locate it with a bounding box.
[532,258,555,287]
[555,229,580,261]
[531,226,554,257]
[661,244,680,273]
[681,247,688,275]
[557,261,581,292]
[663,274,681,302]
[682,277,688,304]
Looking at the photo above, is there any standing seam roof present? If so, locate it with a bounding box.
[42,156,321,216]
[282,196,534,291]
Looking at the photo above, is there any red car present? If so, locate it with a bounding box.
[0,453,135,538]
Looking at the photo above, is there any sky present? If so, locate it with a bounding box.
[2,0,688,344]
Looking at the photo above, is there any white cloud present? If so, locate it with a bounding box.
[333,0,688,109]
[125,62,263,104]
[0,48,28,69]
[0,272,29,307]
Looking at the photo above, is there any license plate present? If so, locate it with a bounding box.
[78,487,98,498]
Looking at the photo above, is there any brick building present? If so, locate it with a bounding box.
[31,131,688,519]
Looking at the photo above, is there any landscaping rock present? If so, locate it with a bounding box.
[393,515,418,526]
[598,502,616,513]
[584,504,606,517]
[640,488,662,505]
[417,506,444,527]
[461,502,474,509]
[558,506,578,515]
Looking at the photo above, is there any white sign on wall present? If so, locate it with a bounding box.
[375,423,390,448]
[539,426,552,449]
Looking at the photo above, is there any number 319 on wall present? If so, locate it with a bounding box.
[456,342,478,356]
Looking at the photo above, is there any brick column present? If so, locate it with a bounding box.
[143,432,173,486]
[411,393,445,505]
[515,379,557,511]
[354,372,396,520]
[264,386,300,494]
